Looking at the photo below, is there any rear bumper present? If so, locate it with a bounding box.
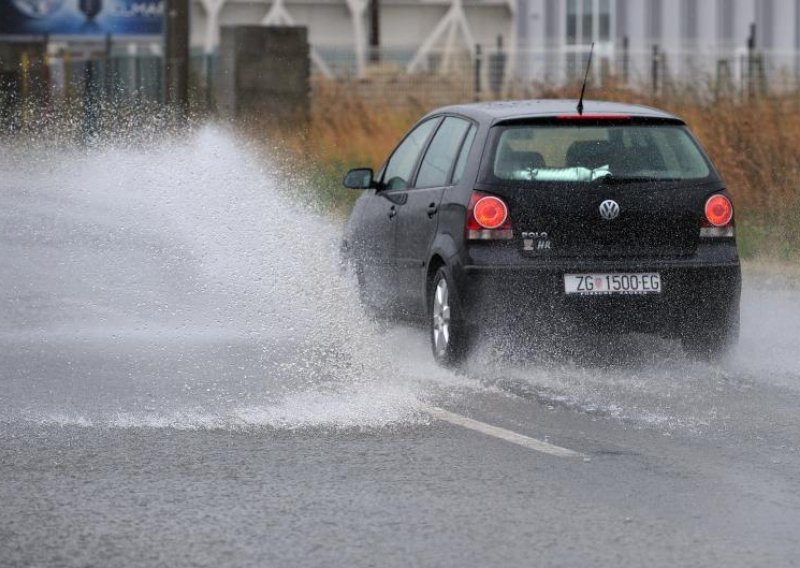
[457,251,741,335]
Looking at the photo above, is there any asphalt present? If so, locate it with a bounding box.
[2,130,800,567]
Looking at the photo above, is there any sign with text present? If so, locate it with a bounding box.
[0,0,163,36]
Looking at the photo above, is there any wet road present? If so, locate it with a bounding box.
[2,130,800,567]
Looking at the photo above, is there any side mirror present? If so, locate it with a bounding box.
[343,168,375,190]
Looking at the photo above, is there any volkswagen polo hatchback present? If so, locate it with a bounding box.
[341,100,741,366]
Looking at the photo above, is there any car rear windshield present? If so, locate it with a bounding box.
[486,122,713,184]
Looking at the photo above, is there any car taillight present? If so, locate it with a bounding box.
[466,192,513,240]
[701,193,735,238]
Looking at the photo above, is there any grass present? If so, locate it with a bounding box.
[260,77,800,261]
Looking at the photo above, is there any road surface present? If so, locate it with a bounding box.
[2,129,800,567]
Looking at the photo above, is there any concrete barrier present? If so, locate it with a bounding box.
[216,25,310,124]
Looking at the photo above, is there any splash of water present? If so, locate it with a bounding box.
[0,125,471,429]
[463,277,800,434]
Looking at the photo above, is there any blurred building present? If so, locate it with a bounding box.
[190,0,515,78]
[519,0,800,86]
[189,0,800,87]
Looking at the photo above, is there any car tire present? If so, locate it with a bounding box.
[429,267,470,367]
[681,311,739,362]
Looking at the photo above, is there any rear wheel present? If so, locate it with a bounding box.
[681,312,739,362]
[430,268,470,367]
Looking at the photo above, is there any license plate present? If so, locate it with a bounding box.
[564,273,662,295]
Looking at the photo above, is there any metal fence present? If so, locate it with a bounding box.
[318,44,800,102]
[4,40,800,127]
[41,49,216,107]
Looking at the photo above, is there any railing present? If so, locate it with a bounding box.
[4,42,800,130]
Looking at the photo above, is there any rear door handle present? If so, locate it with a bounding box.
[427,203,438,218]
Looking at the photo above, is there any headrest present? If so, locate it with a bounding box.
[496,144,546,176]
[566,140,615,169]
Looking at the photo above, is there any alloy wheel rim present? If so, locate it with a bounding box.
[432,279,451,357]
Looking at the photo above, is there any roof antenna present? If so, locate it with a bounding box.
[576,42,595,116]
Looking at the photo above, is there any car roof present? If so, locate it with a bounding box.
[425,99,682,124]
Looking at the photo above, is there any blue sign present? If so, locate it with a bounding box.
[0,0,163,36]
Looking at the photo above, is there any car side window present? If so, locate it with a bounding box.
[382,119,439,191]
[452,124,477,185]
[416,117,472,188]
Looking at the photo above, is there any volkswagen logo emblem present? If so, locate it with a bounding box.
[599,199,620,220]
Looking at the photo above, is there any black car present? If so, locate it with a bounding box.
[341,100,741,366]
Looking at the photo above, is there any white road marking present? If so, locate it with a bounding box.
[428,407,584,459]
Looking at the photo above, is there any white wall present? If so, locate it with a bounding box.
[516,0,800,85]
[191,0,514,59]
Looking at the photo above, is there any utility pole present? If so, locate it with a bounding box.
[164,0,190,115]
[369,0,380,63]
